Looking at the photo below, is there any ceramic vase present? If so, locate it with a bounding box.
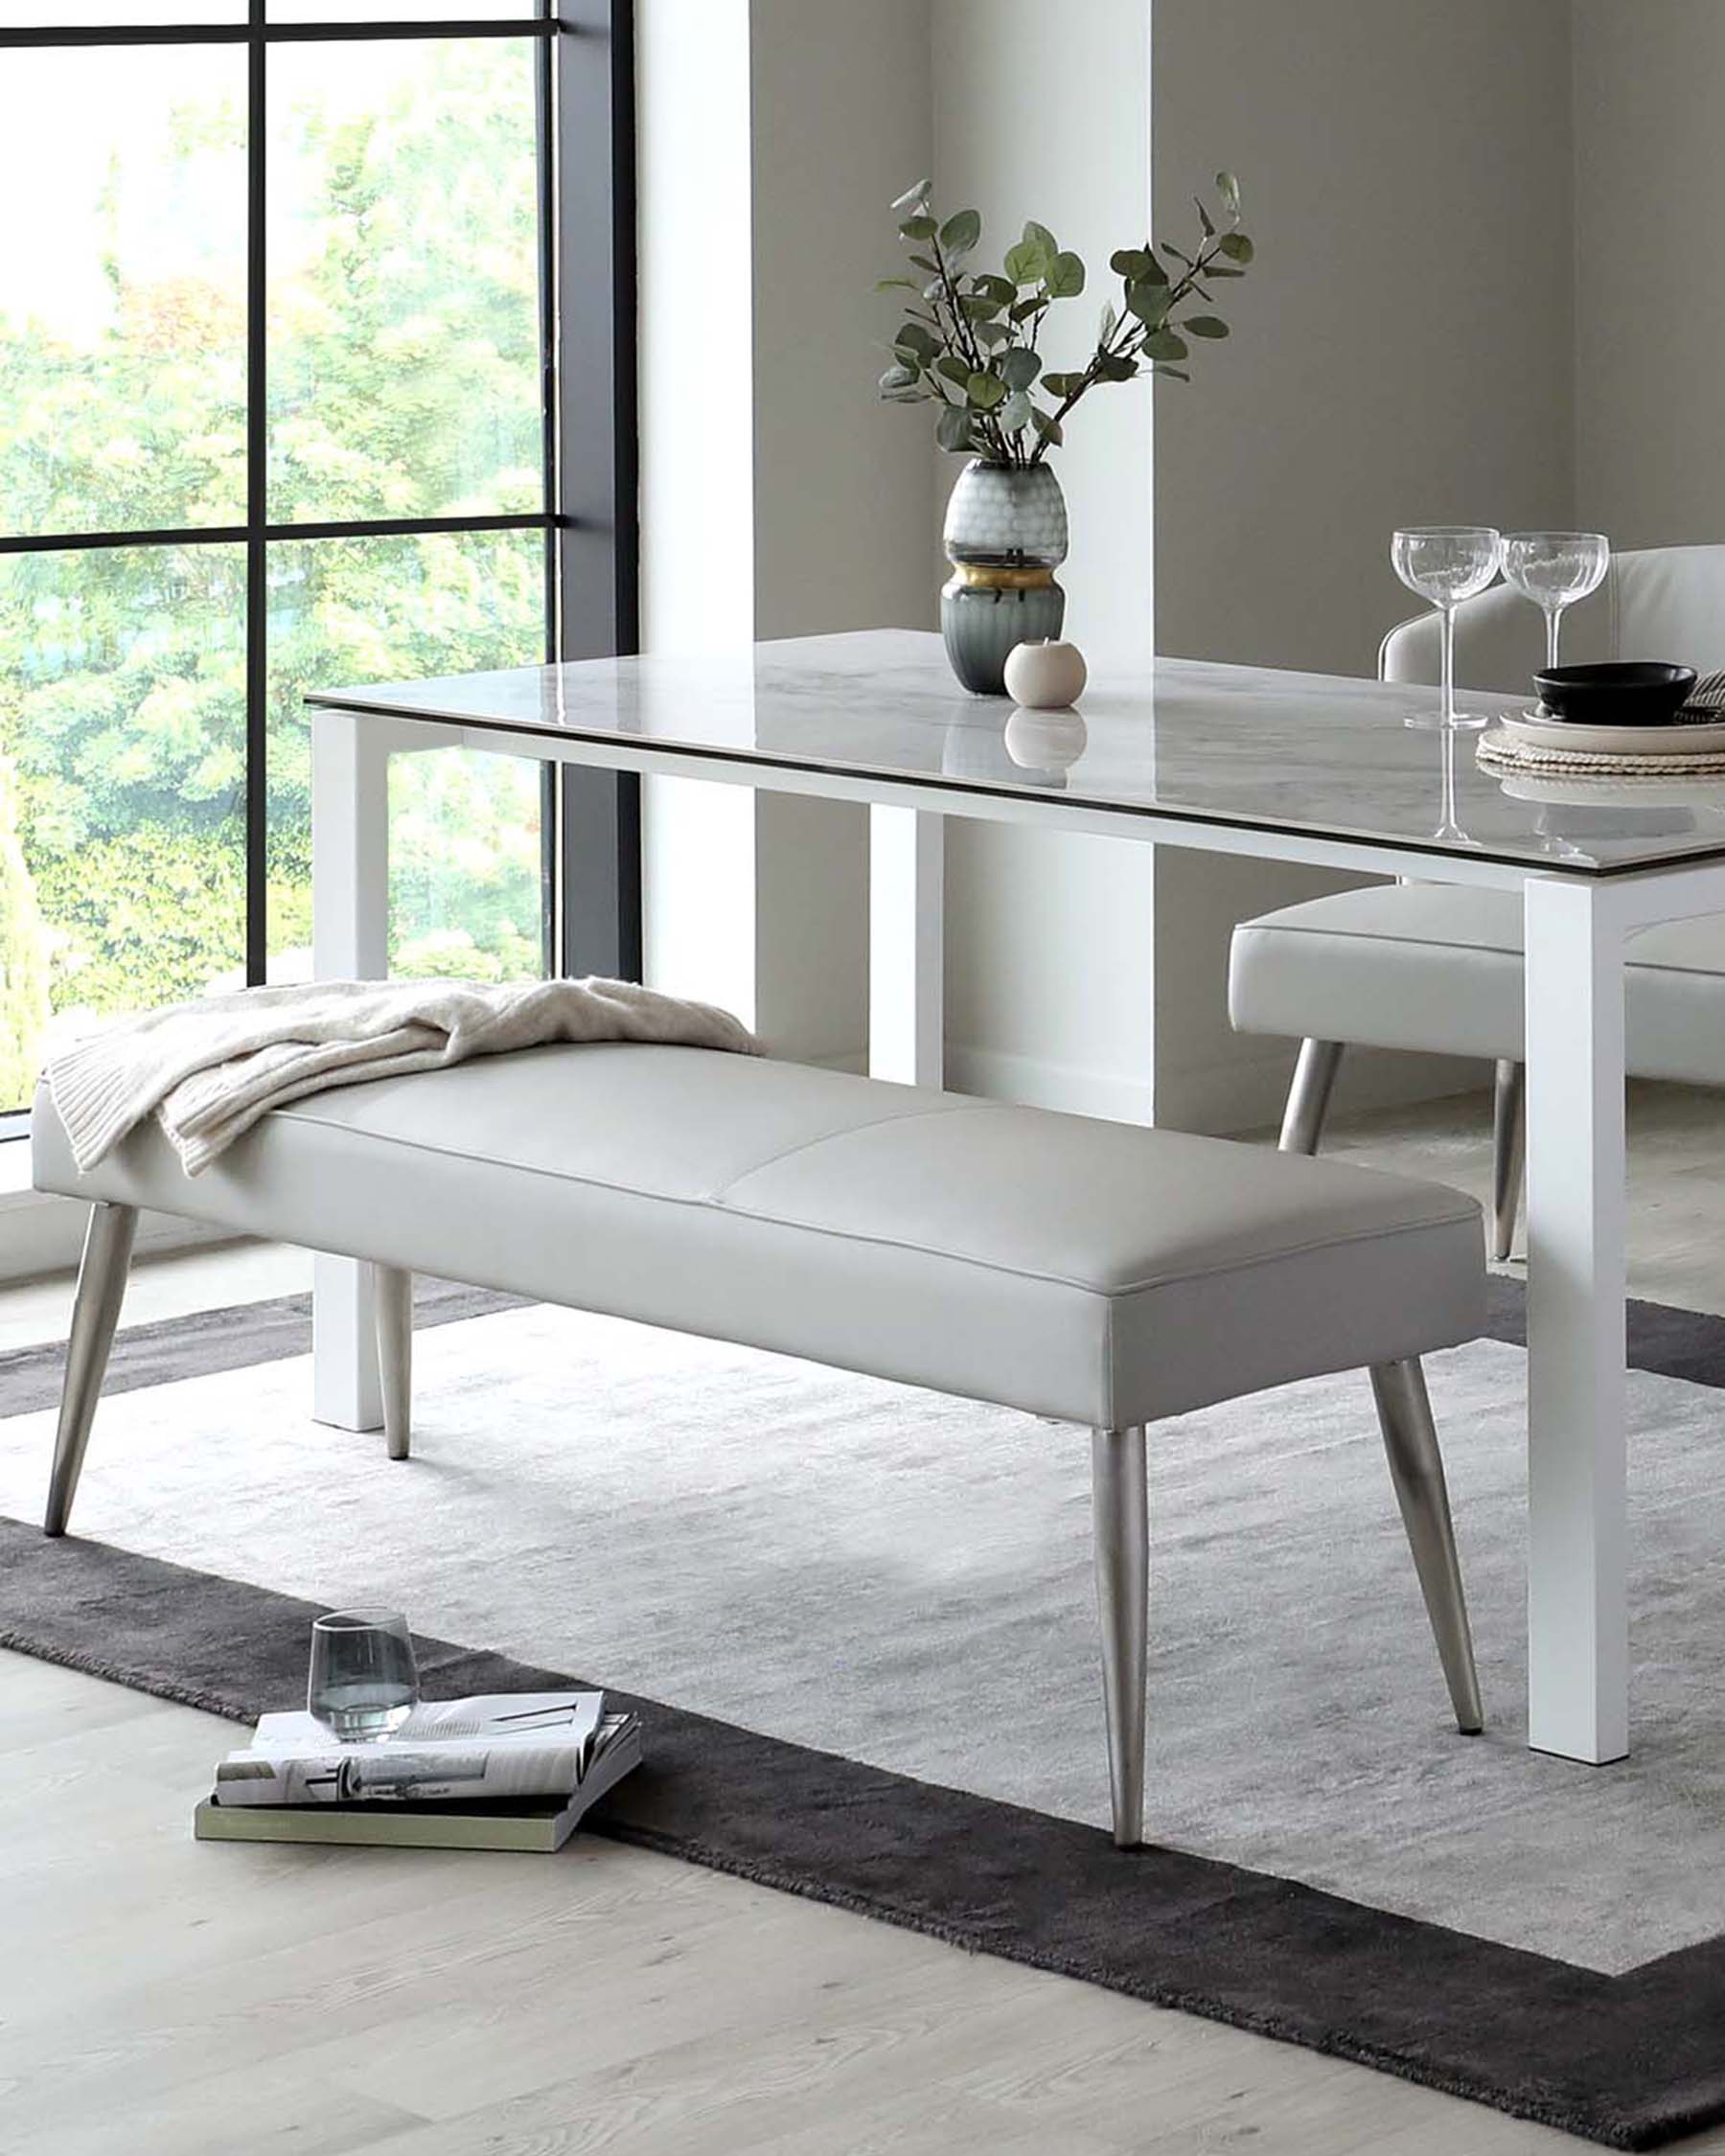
[940,460,1068,697]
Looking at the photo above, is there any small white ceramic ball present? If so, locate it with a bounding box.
[1004,638,1088,710]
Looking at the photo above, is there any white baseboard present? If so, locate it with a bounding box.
[0,1183,233,1287]
[943,1042,1156,1125]
[944,1037,1485,1134]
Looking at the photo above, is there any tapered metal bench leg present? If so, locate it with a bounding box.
[1369,1357,1484,1733]
[44,1203,138,1537]
[1278,1038,1345,1156]
[376,1266,413,1462]
[1491,1058,1526,1263]
[1092,1424,1149,1847]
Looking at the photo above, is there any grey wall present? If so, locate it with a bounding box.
[1573,0,1725,549]
[1153,0,1576,678]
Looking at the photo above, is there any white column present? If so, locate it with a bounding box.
[868,805,945,1088]
[310,706,392,1433]
[1523,873,1628,1764]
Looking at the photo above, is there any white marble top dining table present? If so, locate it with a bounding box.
[309,629,1725,1768]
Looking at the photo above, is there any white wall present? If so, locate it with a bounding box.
[1573,0,1725,549]
[933,0,1162,1122]
[635,0,931,1066]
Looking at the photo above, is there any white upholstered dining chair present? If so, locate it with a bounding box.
[1228,544,1725,1257]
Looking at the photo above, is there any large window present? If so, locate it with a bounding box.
[0,0,636,1117]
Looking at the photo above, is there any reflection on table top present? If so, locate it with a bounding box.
[310,628,1725,876]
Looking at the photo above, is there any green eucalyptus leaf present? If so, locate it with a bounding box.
[936,404,974,452]
[922,279,945,303]
[967,369,1007,410]
[1215,170,1240,216]
[1125,278,1170,326]
[1003,239,1042,286]
[936,354,972,386]
[998,346,1042,391]
[908,253,938,273]
[1217,231,1254,263]
[1023,219,1058,259]
[1110,247,1152,280]
[1142,328,1188,362]
[975,319,1009,347]
[972,273,1017,305]
[891,178,932,216]
[939,208,981,257]
[1184,314,1229,338]
[1193,195,1215,237]
[1095,352,1138,381]
[1046,250,1086,298]
[1031,407,1064,445]
[896,320,938,359]
[1000,389,1033,432]
[1205,263,1246,279]
[959,293,1002,320]
[899,214,937,241]
[1154,365,1191,382]
[1009,294,1044,321]
[1099,301,1117,341]
[876,276,917,291]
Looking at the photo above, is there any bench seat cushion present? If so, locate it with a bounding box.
[1230,883,1725,1081]
[33,1045,1483,1431]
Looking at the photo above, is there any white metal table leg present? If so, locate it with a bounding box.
[1523,875,1628,1763]
[868,804,944,1088]
[310,706,393,1433]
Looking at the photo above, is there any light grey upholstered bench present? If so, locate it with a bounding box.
[33,1043,1487,1846]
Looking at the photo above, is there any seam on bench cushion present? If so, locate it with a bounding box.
[709,1097,984,1199]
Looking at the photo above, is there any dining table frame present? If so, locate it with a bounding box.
[308,641,1725,1770]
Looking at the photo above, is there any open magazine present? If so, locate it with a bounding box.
[213,1691,628,1808]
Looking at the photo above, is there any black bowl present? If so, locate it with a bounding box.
[1534,661,1697,726]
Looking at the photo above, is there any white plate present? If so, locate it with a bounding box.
[1500,707,1725,756]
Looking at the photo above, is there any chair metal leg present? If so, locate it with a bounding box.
[1278,1039,1345,1155]
[44,1203,138,1537]
[1491,1058,1526,1263]
[376,1266,413,1461]
[1091,1425,1149,1848]
[1368,1358,1484,1733]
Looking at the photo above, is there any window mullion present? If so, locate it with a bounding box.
[244,0,267,984]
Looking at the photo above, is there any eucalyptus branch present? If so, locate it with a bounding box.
[877,172,1252,469]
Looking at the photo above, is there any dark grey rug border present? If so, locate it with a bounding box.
[5,1277,1725,2148]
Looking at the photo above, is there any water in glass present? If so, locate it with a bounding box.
[1390,527,1504,730]
[308,1609,419,1742]
[1503,532,1610,671]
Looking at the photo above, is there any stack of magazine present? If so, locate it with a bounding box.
[196,1692,641,1854]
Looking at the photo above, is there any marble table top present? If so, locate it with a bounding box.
[310,629,1725,876]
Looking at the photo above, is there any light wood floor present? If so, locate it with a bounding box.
[6,1080,1724,2156]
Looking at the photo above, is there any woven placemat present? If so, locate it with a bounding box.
[1478,728,1725,779]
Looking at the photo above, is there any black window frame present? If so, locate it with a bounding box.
[0,0,641,1133]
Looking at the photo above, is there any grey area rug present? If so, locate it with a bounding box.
[5,1276,1725,2149]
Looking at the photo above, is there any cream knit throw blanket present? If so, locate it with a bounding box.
[47,976,761,1177]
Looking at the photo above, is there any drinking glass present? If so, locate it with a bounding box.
[308,1609,419,1742]
[1503,531,1610,671]
[1391,527,1504,730]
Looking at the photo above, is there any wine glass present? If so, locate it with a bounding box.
[1391,527,1504,730]
[308,1609,419,1743]
[1503,531,1610,672]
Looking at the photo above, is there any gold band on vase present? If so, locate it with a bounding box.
[948,562,1057,592]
